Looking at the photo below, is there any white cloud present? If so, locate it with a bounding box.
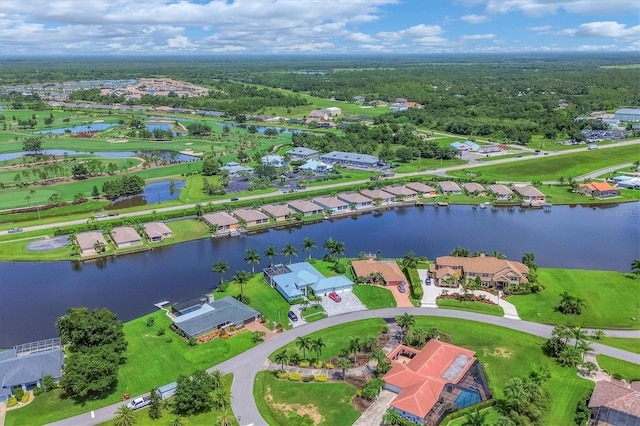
[378,24,444,41]
[481,0,639,17]
[529,25,552,31]
[557,21,640,40]
[460,14,490,24]
[460,33,496,40]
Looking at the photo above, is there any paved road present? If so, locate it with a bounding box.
[48,308,640,426]
[5,139,639,236]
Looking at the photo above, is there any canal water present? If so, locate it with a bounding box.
[0,203,637,347]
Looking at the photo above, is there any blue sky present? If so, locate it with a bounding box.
[1,0,638,55]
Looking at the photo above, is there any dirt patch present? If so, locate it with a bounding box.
[490,347,512,358]
[265,386,324,424]
[108,139,129,143]
[352,396,372,413]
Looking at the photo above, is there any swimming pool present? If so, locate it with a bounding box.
[454,389,481,409]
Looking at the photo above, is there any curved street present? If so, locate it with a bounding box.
[48,307,640,426]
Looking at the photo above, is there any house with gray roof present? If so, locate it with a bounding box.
[312,196,349,214]
[261,155,286,168]
[286,147,318,161]
[220,162,253,175]
[382,185,418,199]
[288,199,324,216]
[320,151,380,169]
[171,296,261,340]
[405,182,438,197]
[143,222,172,242]
[0,342,63,401]
[263,262,353,301]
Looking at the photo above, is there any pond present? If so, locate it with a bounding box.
[211,121,306,134]
[146,123,184,136]
[108,179,185,209]
[35,123,116,135]
[0,149,200,163]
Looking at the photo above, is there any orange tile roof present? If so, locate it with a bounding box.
[435,256,529,283]
[351,259,407,284]
[580,182,617,192]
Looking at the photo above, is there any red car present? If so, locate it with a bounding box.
[328,292,341,303]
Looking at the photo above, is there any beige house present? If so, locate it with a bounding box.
[438,181,462,194]
[111,226,142,248]
[337,192,373,209]
[360,189,396,205]
[260,204,296,222]
[405,182,437,197]
[430,256,529,291]
[75,231,108,255]
[288,199,324,216]
[381,185,418,200]
[202,212,239,233]
[143,222,173,242]
[462,182,485,194]
[513,185,545,202]
[232,208,270,227]
[488,184,514,199]
[351,259,407,286]
[312,196,349,214]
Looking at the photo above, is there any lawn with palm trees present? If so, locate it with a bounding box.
[508,268,640,329]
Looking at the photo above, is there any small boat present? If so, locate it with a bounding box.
[437,202,449,207]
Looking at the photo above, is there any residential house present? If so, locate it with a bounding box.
[287,199,324,216]
[220,162,253,175]
[383,340,491,425]
[451,141,480,152]
[143,222,172,242]
[360,189,396,205]
[263,262,353,301]
[462,182,485,194]
[381,185,418,200]
[307,110,329,121]
[232,208,270,227]
[351,259,407,286]
[110,226,142,248]
[616,177,640,189]
[488,184,514,199]
[389,103,408,112]
[0,339,64,401]
[513,185,546,202]
[202,212,239,233]
[438,181,462,195]
[353,95,366,103]
[578,182,620,198]
[320,151,380,168]
[260,204,296,222]
[171,296,261,340]
[286,147,319,161]
[322,107,341,116]
[299,159,332,173]
[261,155,286,168]
[312,196,349,214]
[337,192,373,209]
[478,144,504,154]
[75,231,108,255]
[429,256,529,291]
[588,380,640,426]
[405,182,438,197]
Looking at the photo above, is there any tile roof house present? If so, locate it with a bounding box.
[202,212,240,233]
[0,343,64,401]
[320,151,380,168]
[286,147,319,160]
[351,259,407,286]
[513,185,545,202]
[261,155,286,168]
[232,208,270,227]
[171,296,261,340]
[360,189,396,205]
[110,226,142,248]
[430,256,529,291]
[260,204,296,222]
[75,231,108,255]
[322,107,341,116]
[288,200,324,216]
[298,159,332,173]
[405,182,438,197]
[263,262,353,301]
[578,182,620,198]
[488,184,514,199]
[382,185,418,199]
[220,162,253,175]
[308,110,329,121]
[462,182,485,194]
[438,181,462,195]
[337,192,373,209]
[588,380,640,426]
[312,196,349,214]
[143,222,172,242]
[383,340,491,425]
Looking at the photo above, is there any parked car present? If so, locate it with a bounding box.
[108,212,119,216]
[328,292,341,302]
[398,284,406,293]
[95,214,107,218]
[127,396,151,410]
[425,278,430,286]
[288,310,298,322]
[8,228,23,234]
[230,197,239,201]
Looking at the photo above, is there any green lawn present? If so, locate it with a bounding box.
[352,285,396,309]
[447,144,639,182]
[596,355,640,381]
[253,371,361,426]
[540,185,640,204]
[598,337,640,354]
[509,268,640,329]
[267,318,386,362]
[436,299,504,316]
[214,274,293,330]
[301,305,328,322]
[163,219,210,243]
[5,311,256,426]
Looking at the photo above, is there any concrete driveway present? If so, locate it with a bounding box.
[320,291,366,316]
[353,389,397,426]
[287,304,308,328]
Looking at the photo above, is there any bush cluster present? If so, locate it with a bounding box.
[7,397,17,407]
[33,387,43,396]
[276,372,328,383]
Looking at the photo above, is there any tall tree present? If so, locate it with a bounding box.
[212,260,229,284]
[233,270,252,302]
[302,237,316,260]
[295,336,311,360]
[23,137,43,154]
[462,408,487,426]
[244,249,261,273]
[311,337,326,360]
[148,388,162,420]
[336,357,352,380]
[396,313,415,336]
[264,245,277,266]
[402,251,418,269]
[114,405,136,426]
[631,259,640,278]
[275,350,289,371]
[173,370,215,416]
[282,243,297,264]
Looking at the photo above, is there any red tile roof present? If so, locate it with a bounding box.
[588,380,640,418]
[351,259,406,284]
[579,182,618,192]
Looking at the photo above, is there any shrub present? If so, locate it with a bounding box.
[299,360,310,367]
[303,376,313,382]
[216,282,230,292]
[21,392,29,403]
[355,389,363,397]
[324,363,334,369]
[188,337,198,347]
[157,328,166,336]
[12,387,24,400]
[146,317,155,327]
[276,372,289,380]
[7,397,17,407]
[381,324,389,334]
[315,374,327,382]
[288,372,302,381]
[33,387,44,396]
[165,337,173,343]
[313,361,323,369]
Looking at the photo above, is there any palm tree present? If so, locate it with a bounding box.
[402,251,418,269]
[244,249,261,273]
[295,336,311,360]
[462,408,488,426]
[233,270,252,302]
[577,339,593,361]
[348,337,361,362]
[396,313,415,336]
[323,237,336,259]
[363,336,377,352]
[217,409,234,426]
[332,240,345,263]
[169,416,183,426]
[336,357,352,380]
[632,259,640,278]
[212,389,229,409]
[212,260,229,284]
[264,245,277,266]
[311,337,326,360]
[558,176,566,186]
[113,405,136,426]
[302,237,316,260]
[591,329,606,340]
[282,243,297,264]
[275,350,289,371]
[370,348,386,365]
[572,326,589,348]
[209,369,224,390]
[382,408,404,425]
[194,203,203,217]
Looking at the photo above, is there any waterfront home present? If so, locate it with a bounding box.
[322,107,341,116]
[110,226,142,248]
[383,340,491,425]
[588,380,640,426]
[337,192,373,209]
[202,212,239,233]
[462,182,485,194]
[143,222,172,242]
[232,208,270,227]
[298,159,332,173]
[263,262,353,301]
[351,259,407,286]
[488,184,514,199]
[405,182,438,197]
[320,151,380,168]
[220,162,253,175]
[360,188,396,205]
[75,231,108,255]
[513,185,545,202]
[615,176,640,189]
[0,339,64,401]
[438,181,462,195]
[286,147,318,161]
[287,199,324,216]
[307,110,329,121]
[171,296,261,340]
[260,204,296,222]
[578,182,620,198]
[430,256,529,291]
[381,185,418,200]
[312,196,349,214]
[261,155,286,168]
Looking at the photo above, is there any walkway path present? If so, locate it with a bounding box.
[352,390,396,426]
